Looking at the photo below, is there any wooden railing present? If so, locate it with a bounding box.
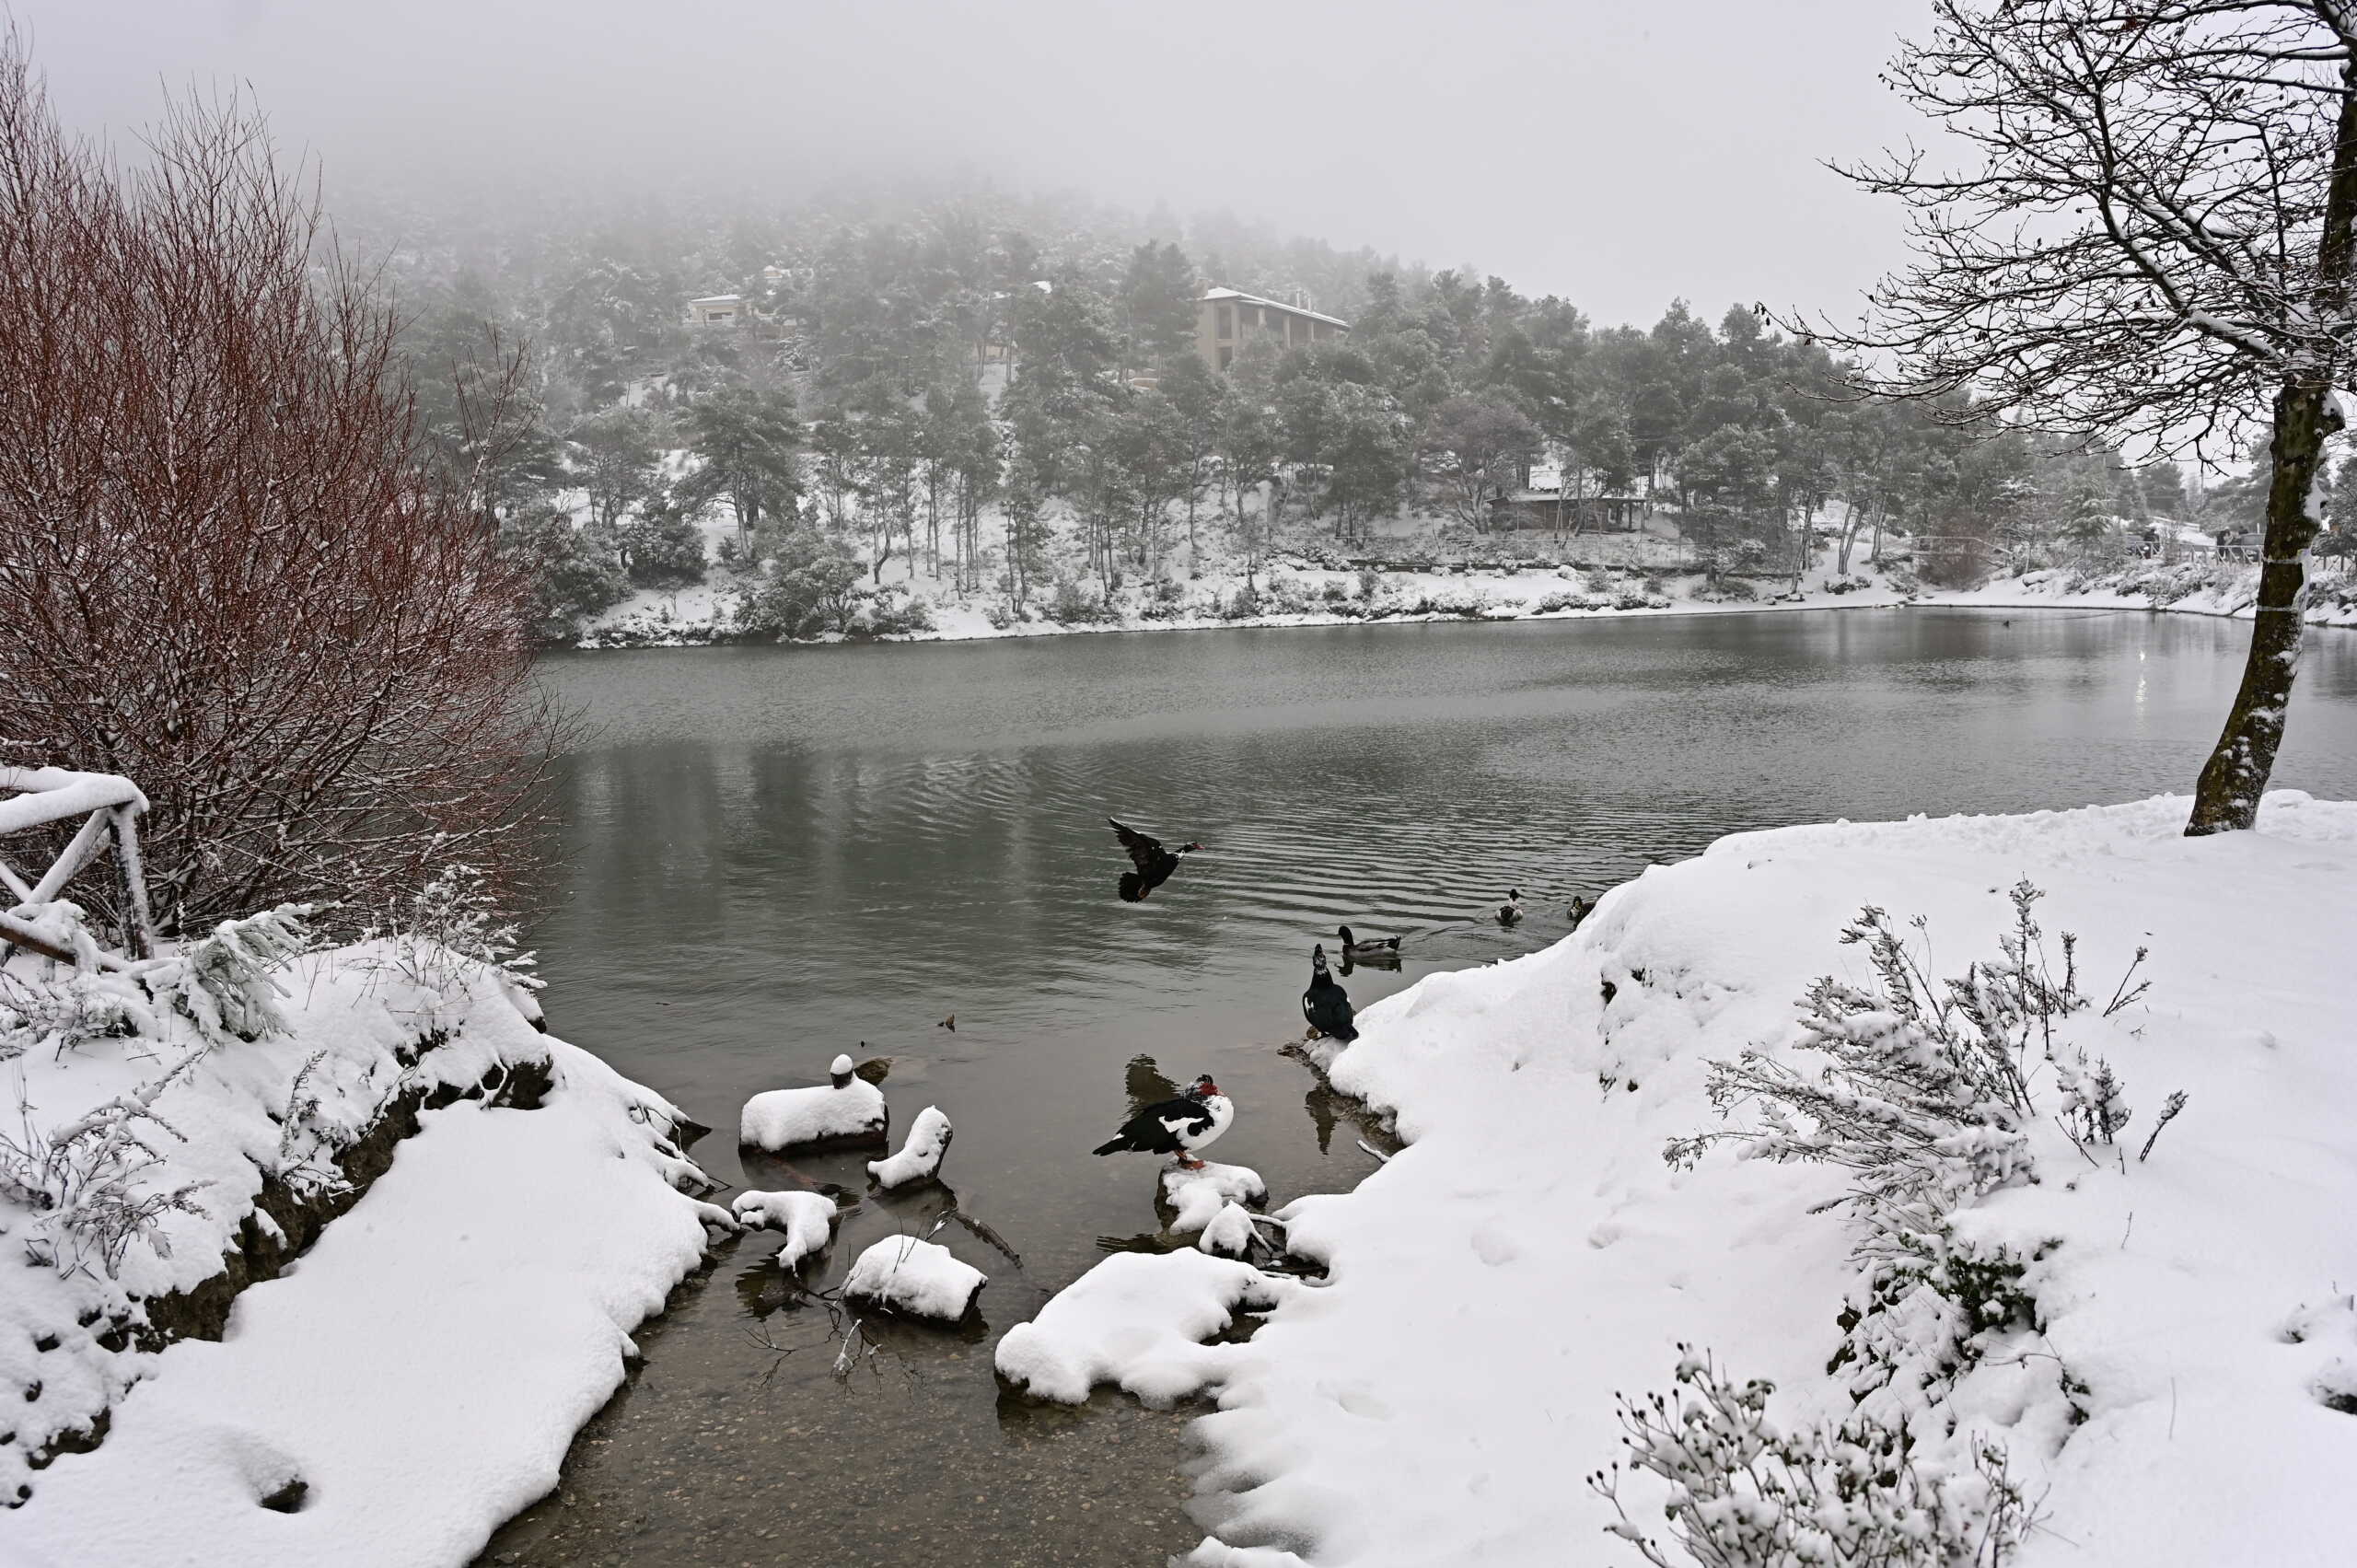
[0,767,158,965]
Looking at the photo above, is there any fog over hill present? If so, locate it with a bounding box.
[15,0,1922,323]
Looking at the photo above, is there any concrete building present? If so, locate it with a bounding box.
[687,294,749,327]
[1196,287,1347,372]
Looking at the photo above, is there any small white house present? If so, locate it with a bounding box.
[687,294,748,327]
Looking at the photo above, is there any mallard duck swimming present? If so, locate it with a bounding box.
[1109,818,1204,902]
[1567,895,1593,931]
[1337,924,1400,958]
[1495,889,1525,926]
[1302,944,1358,1041]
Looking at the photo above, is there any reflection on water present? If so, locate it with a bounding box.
[481,610,2357,1568]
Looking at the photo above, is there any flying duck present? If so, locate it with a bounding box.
[1301,944,1358,1042]
[1337,924,1400,958]
[1109,817,1204,902]
[1495,889,1525,926]
[1092,1074,1233,1169]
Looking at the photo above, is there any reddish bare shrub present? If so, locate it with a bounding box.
[0,35,563,936]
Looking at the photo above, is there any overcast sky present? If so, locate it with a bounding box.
[16,0,1931,325]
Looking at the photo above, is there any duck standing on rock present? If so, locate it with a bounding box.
[1495,889,1525,926]
[1092,1074,1233,1169]
[1301,944,1358,1042]
[1109,818,1204,903]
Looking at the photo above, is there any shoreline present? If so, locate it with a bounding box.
[1146,792,2357,1566]
[565,562,2357,654]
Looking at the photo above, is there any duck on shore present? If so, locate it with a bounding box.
[1302,944,1358,1042]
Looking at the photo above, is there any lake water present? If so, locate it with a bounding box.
[478,609,2357,1568]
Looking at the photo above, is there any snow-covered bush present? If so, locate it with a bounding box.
[1590,1347,2036,1568]
[1669,884,2157,1419]
[4,900,310,1057]
[1534,590,1597,612]
[357,861,538,1013]
[156,904,312,1044]
[0,1043,212,1277]
[0,964,148,1062]
[1050,576,1116,625]
[850,588,934,638]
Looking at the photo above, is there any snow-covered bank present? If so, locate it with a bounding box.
[1933,560,2357,627]
[4,938,728,1568]
[1166,794,2357,1566]
[578,561,1908,649]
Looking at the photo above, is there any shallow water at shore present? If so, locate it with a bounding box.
[480,609,2357,1568]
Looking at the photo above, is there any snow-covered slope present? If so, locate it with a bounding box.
[1180,794,2357,1567]
[4,947,728,1568]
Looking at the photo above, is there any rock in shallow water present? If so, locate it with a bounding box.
[842,1236,985,1321]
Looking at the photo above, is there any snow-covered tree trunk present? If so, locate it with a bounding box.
[2189,40,2357,833]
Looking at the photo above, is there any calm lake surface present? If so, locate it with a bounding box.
[481,609,2357,1568]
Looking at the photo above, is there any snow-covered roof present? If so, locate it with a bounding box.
[688,294,744,307]
[1201,286,1349,331]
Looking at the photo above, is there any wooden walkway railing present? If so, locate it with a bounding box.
[0,766,158,965]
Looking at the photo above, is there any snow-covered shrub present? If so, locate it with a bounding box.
[1586,566,1616,593]
[357,862,539,1012]
[0,1043,212,1277]
[1356,567,1384,601]
[850,588,934,638]
[1714,576,1759,601]
[1534,590,1597,613]
[154,904,312,1044]
[1669,884,2151,1419]
[1050,576,1114,625]
[0,964,150,1062]
[1590,1347,2036,1568]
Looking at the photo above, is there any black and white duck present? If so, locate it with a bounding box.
[1302,944,1359,1041]
[1109,818,1204,903]
[1091,1074,1234,1169]
[1495,889,1526,926]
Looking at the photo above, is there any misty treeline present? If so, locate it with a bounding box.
[377,187,2284,642]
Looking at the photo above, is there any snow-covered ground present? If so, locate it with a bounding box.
[5,935,728,1568]
[1934,561,2357,627]
[996,794,2356,1567]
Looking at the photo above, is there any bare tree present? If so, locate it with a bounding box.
[0,34,565,935]
[1809,1,2357,833]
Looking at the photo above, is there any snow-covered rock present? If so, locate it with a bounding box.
[1161,1160,1266,1236]
[1197,1202,1260,1260]
[865,1104,952,1189]
[1182,792,2357,1568]
[738,1052,888,1151]
[842,1235,985,1322]
[994,1249,1297,1406]
[730,1189,840,1269]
